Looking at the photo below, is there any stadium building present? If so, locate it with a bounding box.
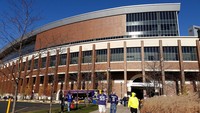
[0,3,199,100]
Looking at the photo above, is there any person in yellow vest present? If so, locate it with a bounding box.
[128,92,139,113]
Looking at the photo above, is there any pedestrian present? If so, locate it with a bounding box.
[66,91,73,112]
[128,92,139,113]
[97,90,107,113]
[109,92,118,113]
[122,94,128,106]
[60,97,65,113]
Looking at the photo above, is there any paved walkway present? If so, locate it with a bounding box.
[90,105,140,113]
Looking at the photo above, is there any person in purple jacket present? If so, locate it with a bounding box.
[66,91,73,112]
[109,92,118,113]
[97,90,107,113]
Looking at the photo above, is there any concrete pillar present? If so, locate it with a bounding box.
[53,50,60,92]
[21,57,28,94]
[159,40,166,95]
[43,51,50,95]
[27,55,34,95]
[34,54,41,93]
[178,40,185,94]
[64,48,70,90]
[107,43,111,95]
[77,46,82,89]
[91,44,96,89]
[124,41,127,94]
[141,41,146,96]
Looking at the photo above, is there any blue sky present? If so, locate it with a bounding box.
[0,0,199,48]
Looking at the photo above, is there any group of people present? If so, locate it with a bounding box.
[96,90,139,113]
[59,90,139,113]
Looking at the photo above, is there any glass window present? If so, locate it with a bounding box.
[41,57,46,68]
[34,59,38,69]
[59,54,67,65]
[163,47,179,61]
[82,51,92,63]
[96,49,107,62]
[48,75,54,83]
[144,47,160,61]
[27,60,31,70]
[40,76,44,84]
[33,77,36,84]
[111,48,124,61]
[70,52,79,64]
[58,74,65,82]
[182,46,197,61]
[127,47,141,61]
[50,56,56,67]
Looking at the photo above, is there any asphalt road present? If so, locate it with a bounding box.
[0,101,60,113]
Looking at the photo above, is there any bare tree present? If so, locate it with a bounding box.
[0,0,40,112]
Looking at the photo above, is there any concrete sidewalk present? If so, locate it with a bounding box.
[90,105,140,113]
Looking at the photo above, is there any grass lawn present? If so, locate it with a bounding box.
[22,104,98,113]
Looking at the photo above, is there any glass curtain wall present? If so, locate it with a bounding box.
[126,11,179,37]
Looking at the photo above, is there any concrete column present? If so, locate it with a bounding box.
[91,44,96,89]
[178,40,185,94]
[16,60,21,93]
[34,54,41,93]
[141,41,146,96]
[53,50,60,92]
[196,40,200,71]
[123,41,127,94]
[196,40,200,92]
[8,62,14,94]
[0,72,2,93]
[20,57,28,94]
[107,43,111,95]
[159,40,166,95]
[27,55,34,95]
[77,46,82,89]
[64,48,70,90]
[43,51,50,95]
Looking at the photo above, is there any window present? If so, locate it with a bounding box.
[182,46,197,61]
[163,47,179,61]
[48,75,54,83]
[27,60,32,70]
[70,52,79,64]
[58,74,65,82]
[111,48,124,61]
[96,49,107,62]
[82,51,92,63]
[59,54,67,65]
[127,47,141,61]
[144,47,160,61]
[34,59,38,69]
[41,57,46,68]
[40,76,44,84]
[50,56,56,67]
